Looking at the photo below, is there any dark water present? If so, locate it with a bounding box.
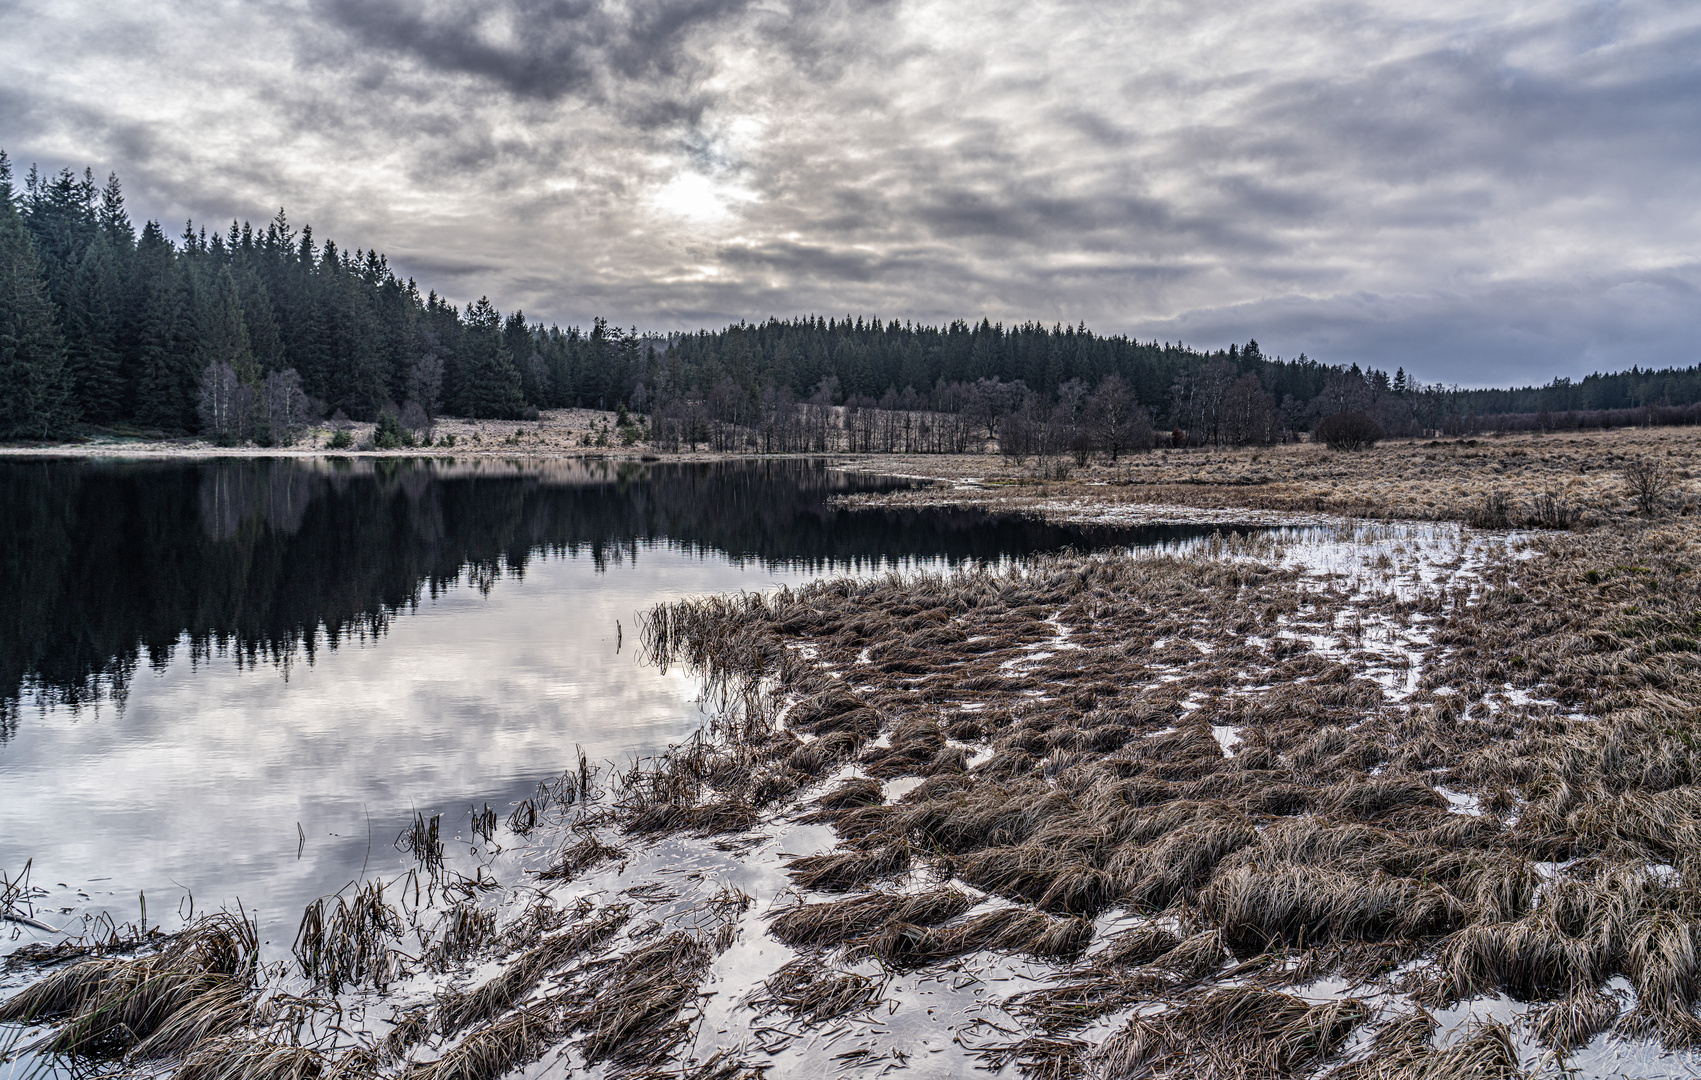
[0,456,1214,955]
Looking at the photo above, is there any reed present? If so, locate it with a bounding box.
[293,881,406,993]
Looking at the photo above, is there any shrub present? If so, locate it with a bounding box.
[1467,491,1511,529]
[326,428,354,450]
[1313,412,1382,451]
[1623,457,1674,516]
[1528,488,1573,529]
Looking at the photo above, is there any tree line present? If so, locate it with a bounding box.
[4,153,1700,446]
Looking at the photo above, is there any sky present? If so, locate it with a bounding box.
[2,0,1698,386]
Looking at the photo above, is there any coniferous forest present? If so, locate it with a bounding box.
[5,154,1701,448]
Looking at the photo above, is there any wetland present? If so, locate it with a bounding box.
[4,447,1701,1080]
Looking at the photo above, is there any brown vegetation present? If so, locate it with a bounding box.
[830,425,1701,526]
[11,451,1701,1076]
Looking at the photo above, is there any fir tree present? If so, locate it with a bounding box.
[132,221,196,430]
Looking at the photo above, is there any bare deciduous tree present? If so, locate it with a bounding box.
[1084,374,1152,461]
[1221,374,1278,446]
[262,368,312,446]
[198,361,254,444]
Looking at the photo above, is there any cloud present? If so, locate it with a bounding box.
[2,0,1699,383]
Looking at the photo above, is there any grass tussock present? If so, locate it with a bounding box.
[768,886,973,947]
[1091,988,1368,1079]
[403,1005,558,1080]
[537,830,625,881]
[0,912,257,1060]
[1202,864,1466,954]
[435,905,630,1036]
[863,907,1093,966]
[172,1036,331,1080]
[748,957,886,1024]
[571,931,713,1069]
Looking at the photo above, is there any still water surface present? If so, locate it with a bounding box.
[0,456,1216,954]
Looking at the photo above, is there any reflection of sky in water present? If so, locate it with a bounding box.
[0,456,1222,965]
[0,548,891,949]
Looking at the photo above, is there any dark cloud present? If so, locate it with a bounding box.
[2,1,1699,383]
[307,0,744,101]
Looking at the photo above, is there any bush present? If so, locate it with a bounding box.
[1314,412,1383,451]
[1623,457,1674,516]
[326,428,354,450]
[1528,489,1573,529]
[1467,491,1511,529]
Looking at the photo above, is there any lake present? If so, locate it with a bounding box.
[0,456,1217,957]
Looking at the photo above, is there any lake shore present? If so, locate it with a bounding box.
[5,433,1701,1078]
[5,419,1695,529]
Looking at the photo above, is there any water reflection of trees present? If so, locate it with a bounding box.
[0,457,1212,725]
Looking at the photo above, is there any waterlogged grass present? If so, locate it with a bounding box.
[6,510,1701,1078]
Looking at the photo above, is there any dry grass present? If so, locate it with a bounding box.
[15,438,1701,1077]
[569,931,713,1069]
[633,505,1701,1070]
[767,886,973,947]
[0,912,257,1060]
[1089,988,1369,1079]
[826,426,1701,526]
[748,957,886,1024]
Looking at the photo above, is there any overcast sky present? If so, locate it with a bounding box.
[3,0,1698,385]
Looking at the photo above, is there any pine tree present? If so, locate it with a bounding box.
[0,152,76,438]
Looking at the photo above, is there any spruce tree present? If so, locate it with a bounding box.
[236,267,284,374]
[459,297,525,418]
[132,221,197,430]
[199,265,256,386]
[0,152,76,438]
[68,233,126,421]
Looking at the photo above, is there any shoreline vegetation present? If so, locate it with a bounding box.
[3,417,1695,531]
[4,439,1701,1078]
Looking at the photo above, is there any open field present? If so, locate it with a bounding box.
[5,435,1701,1078]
